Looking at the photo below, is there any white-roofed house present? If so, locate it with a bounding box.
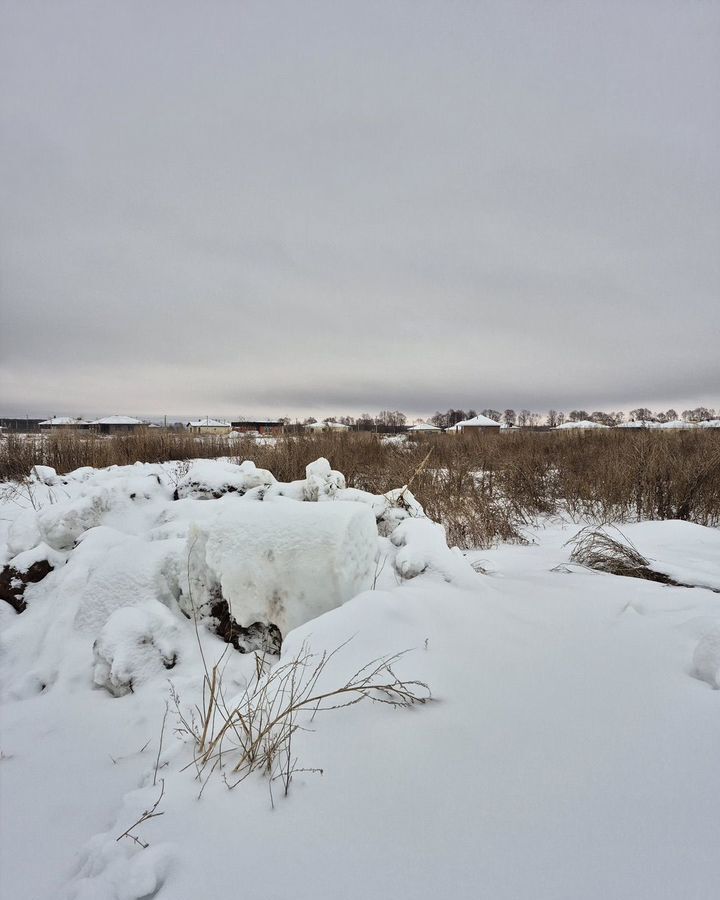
[231,419,284,435]
[617,420,659,429]
[89,415,146,434]
[408,423,442,433]
[304,421,350,432]
[447,414,501,433]
[656,419,697,429]
[39,417,91,431]
[554,420,610,431]
[187,417,232,435]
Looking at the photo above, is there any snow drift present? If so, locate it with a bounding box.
[2,456,720,900]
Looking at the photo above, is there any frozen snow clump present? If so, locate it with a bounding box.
[391,517,479,587]
[93,604,181,697]
[303,457,346,500]
[175,459,275,499]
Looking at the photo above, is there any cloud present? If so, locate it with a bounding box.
[1,0,718,419]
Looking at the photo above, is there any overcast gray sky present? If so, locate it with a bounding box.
[1,0,718,421]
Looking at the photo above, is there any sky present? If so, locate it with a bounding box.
[1,0,718,422]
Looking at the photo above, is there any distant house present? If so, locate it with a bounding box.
[39,417,91,431]
[304,421,350,433]
[0,418,44,433]
[231,419,284,436]
[554,420,609,431]
[187,417,232,435]
[656,420,697,430]
[408,423,442,434]
[446,414,501,433]
[89,416,145,434]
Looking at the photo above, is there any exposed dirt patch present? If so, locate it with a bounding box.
[0,559,54,613]
[210,597,282,655]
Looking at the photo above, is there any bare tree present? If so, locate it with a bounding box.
[503,409,516,426]
[683,407,713,422]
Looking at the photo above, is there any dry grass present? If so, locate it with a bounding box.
[2,427,719,547]
[172,640,430,803]
[567,525,672,582]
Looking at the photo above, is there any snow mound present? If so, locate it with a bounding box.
[30,465,59,485]
[1,456,478,695]
[92,604,181,696]
[391,517,478,587]
[34,474,169,552]
[187,500,378,635]
[175,459,275,499]
[74,533,182,633]
[302,456,346,500]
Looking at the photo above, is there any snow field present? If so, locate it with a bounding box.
[0,459,719,899]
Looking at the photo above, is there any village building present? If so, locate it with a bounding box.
[231,419,285,436]
[187,417,232,435]
[304,421,350,432]
[39,417,91,431]
[554,420,610,430]
[408,423,442,434]
[656,419,697,429]
[446,414,501,433]
[89,416,146,434]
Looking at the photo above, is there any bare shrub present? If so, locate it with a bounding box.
[568,525,673,583]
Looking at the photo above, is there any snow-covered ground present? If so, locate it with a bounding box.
[1,460,719,900]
